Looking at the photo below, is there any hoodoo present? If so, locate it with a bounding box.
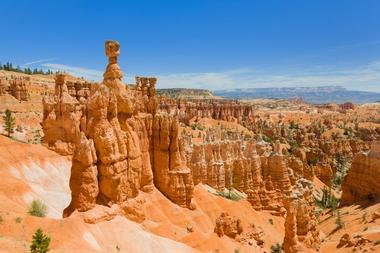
[41,41,195,218]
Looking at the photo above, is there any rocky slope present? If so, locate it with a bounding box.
[0,135,200,253]
[0,135,290,253]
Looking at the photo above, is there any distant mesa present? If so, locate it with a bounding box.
[156,88,217,99]
[214,86,380,104]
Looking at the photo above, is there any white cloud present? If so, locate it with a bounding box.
[22,58,58,66]
[41,63,104,81]
[39,60,380,92]
[156,61,380,92]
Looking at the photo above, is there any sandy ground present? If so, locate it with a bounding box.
[0,136,199,253]
[0,135,287,253]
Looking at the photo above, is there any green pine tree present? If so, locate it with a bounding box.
[30,228,51,253]
[335,210,344,229]
[3,109,16,137]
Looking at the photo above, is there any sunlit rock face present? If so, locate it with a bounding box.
[283,180,320,253]
[341,141,380,206]
[42,41,194,217]
[158,98,254,125]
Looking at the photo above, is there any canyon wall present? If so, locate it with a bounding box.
[341,141,380,205]
[184,122,296,213]
[159,98,254,125]
[0,75,29,101]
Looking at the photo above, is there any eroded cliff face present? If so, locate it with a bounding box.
[43,41,194,217]
[283,180,320,253]
[42,74,82,155]
[178,117,322,252]
[252,117,371,189]
[341,141,380,205]
[0,75,30,101]
[152,113,195,209]
[184,121,293,213]
[159,98,254,126]
[9,77,29,101]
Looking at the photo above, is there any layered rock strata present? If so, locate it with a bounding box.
[187,132,292,211]
[42,41,194,217]
[341,141,380,205]
[283,180,320,253]
[42,74,82,155]
[159,98,254,125]
[152,113,194,208]
[214,212,243,238]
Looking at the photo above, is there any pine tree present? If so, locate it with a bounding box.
[335,210,344,229]
[30,228,51,253]
[3,109,16,137]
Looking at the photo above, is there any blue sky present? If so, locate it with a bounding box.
[1,0,380,91]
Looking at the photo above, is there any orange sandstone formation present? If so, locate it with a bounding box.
[42,74,82,155]
[159,98,254,125]
[283,180,319,253]
[214,212,243,238]
[9,77,29,101]
[187,131,292,212]
[341,141,380,205]
[0,75,30,101]
[0,76,10,95]
[152,113,195,208]
[42,41,194,217]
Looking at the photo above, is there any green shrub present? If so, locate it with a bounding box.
[268,218,274,225]
[335,210,344,229]
[270,243,283,253]
[190,123,205,131]
[30,228,50,253]
[29,200,47,217]
[288,140,299,153]
[362,212,367,223]
[15,217,22,223]
[3,109,16,137]
[215,190,242,201]
[307,156,319,166]
[262,135,272,143]
[332,175,343,188]
[332,154,351,190]
[374,240,380,245]
[316,187,340,210]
